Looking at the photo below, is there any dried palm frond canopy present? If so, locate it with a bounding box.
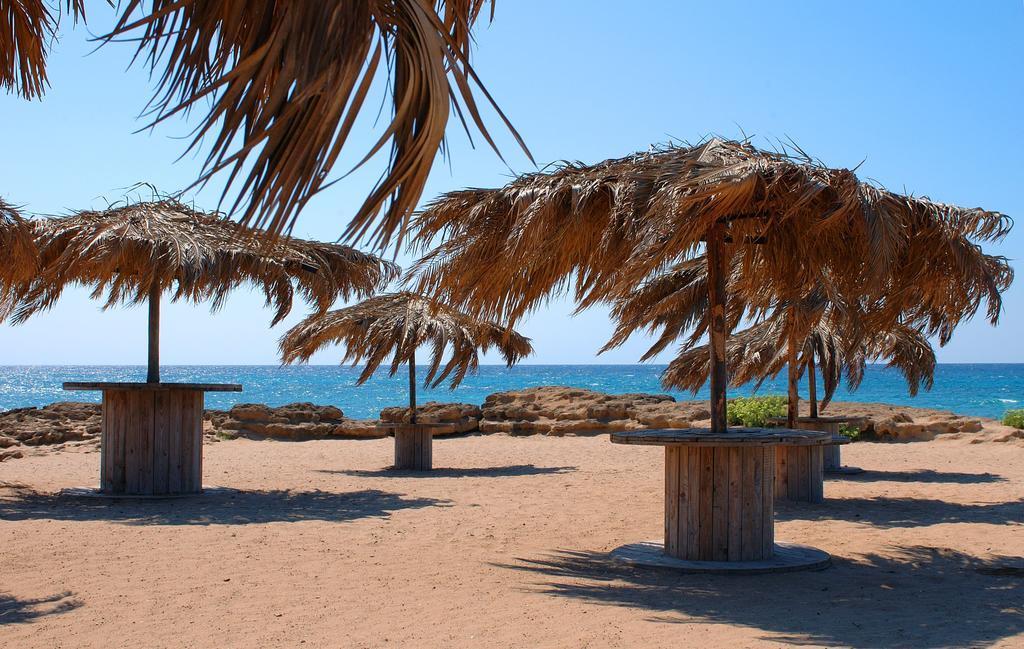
[410,137,1012,431]
[102,0,530,247]
[412,138,1010,326]
[11,199,399,382]
[280,292,531,421]
[0,199,38,315]
[0,0,84,98]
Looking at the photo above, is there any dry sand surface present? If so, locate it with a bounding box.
[1,433,1022,648]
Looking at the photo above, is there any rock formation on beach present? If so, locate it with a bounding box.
[479,386,708,435]
[206,403,382,440]
[0,402,101,461]
[380,402,482,435]
[0,386,1020,461]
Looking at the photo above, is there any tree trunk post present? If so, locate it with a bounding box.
[707,223,728,434]
[394,352,431,470]
[408,353,417,424]
[807,350,818,418]
[787,336,799,428]
[147,281,160,384]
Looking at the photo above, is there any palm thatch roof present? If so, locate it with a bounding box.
[279,292,532,388]
[0,0,83,98]
[9,199,399,324]
[0,199,38,315]
[102,0,530,247]
[410,138,1012,337]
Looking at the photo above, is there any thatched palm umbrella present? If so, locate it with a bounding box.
[8,198,397,496]
[407,137,1011,563]
[411,138,1012,434]
[101,1,530,246]
[12,199,399,382]
[0,200,38,316]
[280,292,531,469]
[0,0,84,98]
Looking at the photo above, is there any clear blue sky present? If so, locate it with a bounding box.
[1,0,1021,366]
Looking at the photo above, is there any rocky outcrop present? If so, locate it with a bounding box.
[821,402,986,442]
[380,402,481,435]
[0,388,1017,463]
[0,402,102,458]
[479,386,709,436]
[206,402,384,440]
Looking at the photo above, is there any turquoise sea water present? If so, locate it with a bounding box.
[0,364,1021,420]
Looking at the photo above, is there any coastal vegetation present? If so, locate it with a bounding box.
[838,423,862,441]
[727,395,787,427]
[1003,409,1024,428]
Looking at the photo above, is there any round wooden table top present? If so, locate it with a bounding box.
[63,382,243,392]
[610,427,831,447]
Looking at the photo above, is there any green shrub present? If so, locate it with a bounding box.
[839,423,861,441]
[1003,409,1024,429]
[727,395,787,427]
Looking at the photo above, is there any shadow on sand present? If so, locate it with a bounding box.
[496,545,1024,648]
[322,465,577,479]
[0,592,82,625]
[775,496,1024,528]
[0,488,448,526]
[831,469,1005,484]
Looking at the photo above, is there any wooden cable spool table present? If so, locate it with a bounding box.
[64,382,242,496]
[792,416,865,475]
[767,416,865,497]
[377,422,453,471]
[609,428,832,573]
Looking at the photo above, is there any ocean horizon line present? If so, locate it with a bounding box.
[1,364,1020,420]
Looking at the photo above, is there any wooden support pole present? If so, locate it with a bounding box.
[707,223,728,434]
[807,350,818,418]
[147,282,160,384]
[786,308,799,427]
[408,354,417,424]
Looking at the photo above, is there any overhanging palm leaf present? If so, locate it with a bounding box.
[103,0,530,247]
[0,0,84,98]
[0,199,38,316]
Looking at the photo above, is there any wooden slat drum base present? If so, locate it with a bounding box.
[823,443,842,472]
[768,416,860,474]
[664,445,775,561]
[774,444,825,503]
[100,388,204,495]
[393,424,433,471]
[794,419,842,471]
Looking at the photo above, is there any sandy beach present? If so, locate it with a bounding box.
[1,431,1021,648]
